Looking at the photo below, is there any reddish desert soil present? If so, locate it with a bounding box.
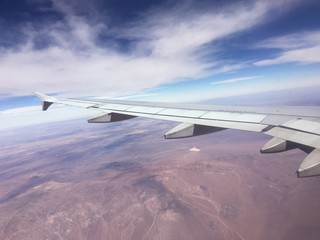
[0,119,319,240]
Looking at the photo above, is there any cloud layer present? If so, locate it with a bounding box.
[255,31,320,65]
[210,76,261,85]
[0,0,302,98]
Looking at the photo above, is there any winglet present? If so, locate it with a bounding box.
[33,92,58,111]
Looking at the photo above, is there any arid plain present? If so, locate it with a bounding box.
[0,118,320,240]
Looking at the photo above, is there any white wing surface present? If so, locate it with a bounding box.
[34,92,320,178]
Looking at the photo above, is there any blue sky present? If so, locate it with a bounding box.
[0,0,320,129]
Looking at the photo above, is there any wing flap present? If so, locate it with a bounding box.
[126,106,165,114]
[157,108,207,118]
[201,111,266,123]
[281,119,320,135]
[264,127,320,149]
[264,119,320,149]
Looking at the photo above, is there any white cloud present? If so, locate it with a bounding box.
[189,146,200,152]
[211,76,260,85]
[254,30,320,65]
[0,106,40,115]
[114,93,158,100]
[255,46,320,66]
[255,31,320,49]
[0,0,299,98]
[0,106,92,131]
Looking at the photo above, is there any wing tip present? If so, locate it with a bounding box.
[33,92,56,111]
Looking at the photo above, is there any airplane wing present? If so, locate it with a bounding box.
[34,92,320,178]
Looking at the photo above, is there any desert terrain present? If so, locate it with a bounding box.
[0,118,319,240]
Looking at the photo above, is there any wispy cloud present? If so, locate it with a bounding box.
[0,106,91,131]
[0,106,40,115]
[114,93,158,100]
[254,30,320,65]
[255,31,320,49]
[211,76,261,85]
[0,0,299,98]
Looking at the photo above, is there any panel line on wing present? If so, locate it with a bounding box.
[280,119,320,135]
[155,108,207,118]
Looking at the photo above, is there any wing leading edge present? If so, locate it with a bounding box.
[34,92,320,178]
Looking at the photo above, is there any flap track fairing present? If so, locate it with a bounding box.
[260,137,297,153]
[164,123,225,139]
[297,149,320,177]
[88,113,136,123]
